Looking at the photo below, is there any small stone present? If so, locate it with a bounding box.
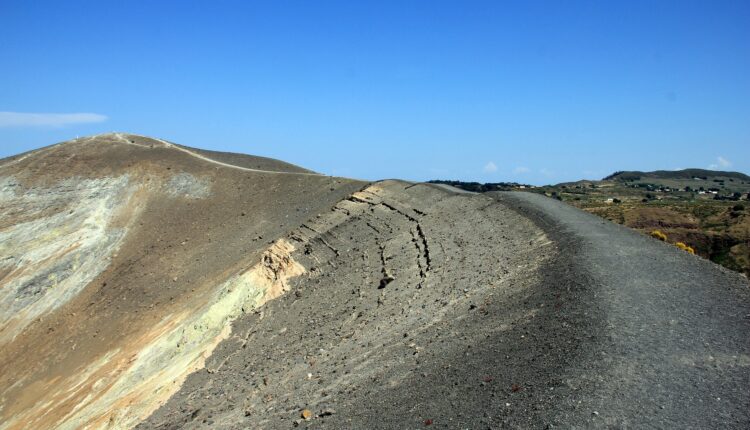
[592,411,599,416]
[301,409,313,420]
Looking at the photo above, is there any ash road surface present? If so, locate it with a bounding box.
[141,185,749,429]
[494,191,750,428]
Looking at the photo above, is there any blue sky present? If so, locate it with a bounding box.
[1,1,748,184]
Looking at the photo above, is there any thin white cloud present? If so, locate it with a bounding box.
[483,161,498,173]
[0,111,108,127]
[539,168,554,177]
[513,166,530,174]
[708,156,731,170]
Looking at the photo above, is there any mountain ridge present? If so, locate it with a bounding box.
[604,168,750,181]
[0,134,748,429]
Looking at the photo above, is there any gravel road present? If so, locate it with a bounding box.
[494,191,750,428]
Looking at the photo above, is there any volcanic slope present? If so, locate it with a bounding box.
[140,181,552,429]
[0,133,364,429]
[1,135,749,429]
[140,183,750,429]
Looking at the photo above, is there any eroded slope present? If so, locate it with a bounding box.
[139,181,554,429]
[0,134,364,429]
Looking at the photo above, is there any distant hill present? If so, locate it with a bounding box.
[604,169,750,182]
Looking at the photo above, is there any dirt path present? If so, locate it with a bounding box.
[495,191,750,428]
[110,133,323,176]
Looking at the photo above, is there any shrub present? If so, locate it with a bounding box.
[650,230,668,241]
[675,242,695,254]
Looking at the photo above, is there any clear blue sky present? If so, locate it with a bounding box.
[1,1,748,184]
